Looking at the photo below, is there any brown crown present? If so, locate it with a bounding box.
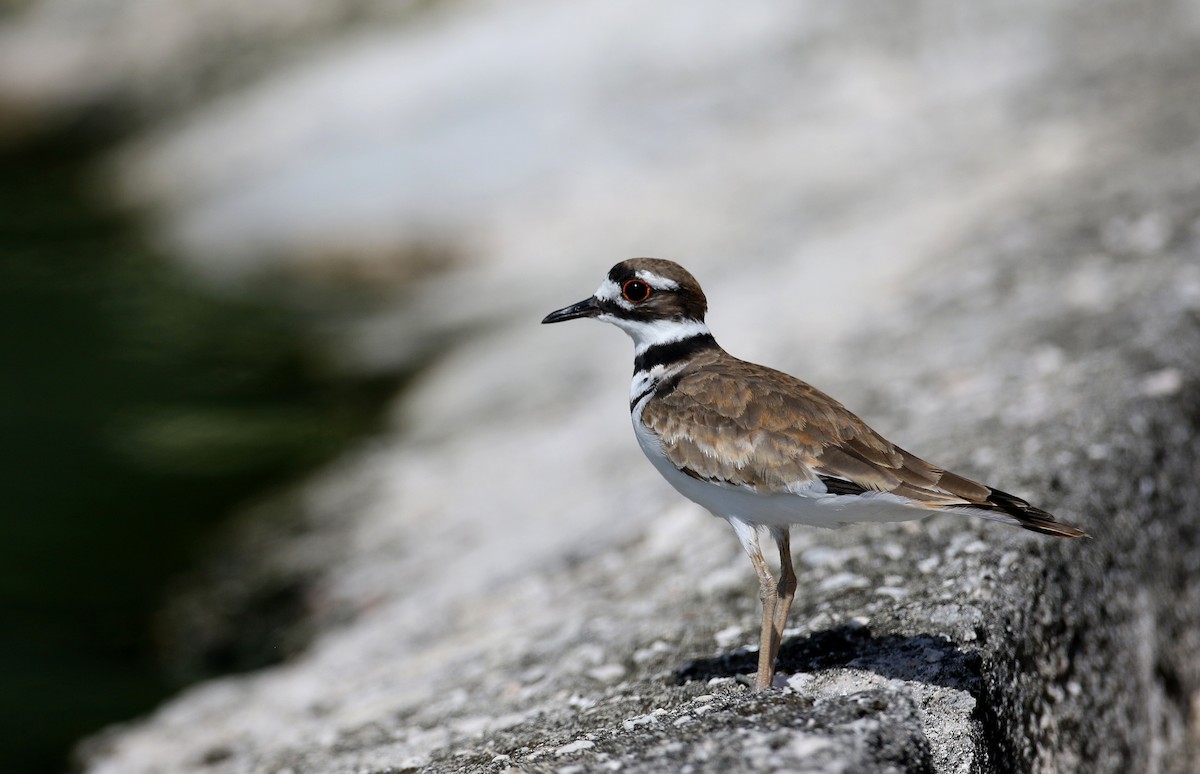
[606,258,708,321]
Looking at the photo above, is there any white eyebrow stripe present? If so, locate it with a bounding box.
[636,270,680,290]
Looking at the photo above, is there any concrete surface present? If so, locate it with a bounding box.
[4,0,1193,771]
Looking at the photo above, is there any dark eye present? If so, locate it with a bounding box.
[622,279,651,303]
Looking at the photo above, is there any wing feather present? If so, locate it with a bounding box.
[642,356,984,505]
[639,352,1087,537]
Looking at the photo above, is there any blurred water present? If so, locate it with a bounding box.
[0,136,400,773]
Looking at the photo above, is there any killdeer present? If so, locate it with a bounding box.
[543,258,1086,692]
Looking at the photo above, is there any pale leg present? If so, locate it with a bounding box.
[728,517,778,692]
[770,526,797,677]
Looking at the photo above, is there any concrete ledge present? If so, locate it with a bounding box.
[81,153,1200,773]
[71,2,1200,771]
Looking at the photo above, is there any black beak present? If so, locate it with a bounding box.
[542,297,600,324]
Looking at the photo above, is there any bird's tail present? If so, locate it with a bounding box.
[959,486,1088,538]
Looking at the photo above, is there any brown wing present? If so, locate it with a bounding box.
[641,356,926,493]
[640,355,1087,537]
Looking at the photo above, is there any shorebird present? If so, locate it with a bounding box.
[542,258,1086,691]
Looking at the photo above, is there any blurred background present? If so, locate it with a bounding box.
[2,0,1198,771]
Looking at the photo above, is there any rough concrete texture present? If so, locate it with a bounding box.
[36,0,1199,772]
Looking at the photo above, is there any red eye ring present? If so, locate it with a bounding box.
[622,279,652,303]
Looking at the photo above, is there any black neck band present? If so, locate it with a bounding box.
[633,333,718,374]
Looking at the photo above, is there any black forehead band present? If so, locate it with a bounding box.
[608,265,634,283]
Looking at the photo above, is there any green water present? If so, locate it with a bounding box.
[0,138,400,772]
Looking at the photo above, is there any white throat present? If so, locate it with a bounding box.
[598,315,711,354]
